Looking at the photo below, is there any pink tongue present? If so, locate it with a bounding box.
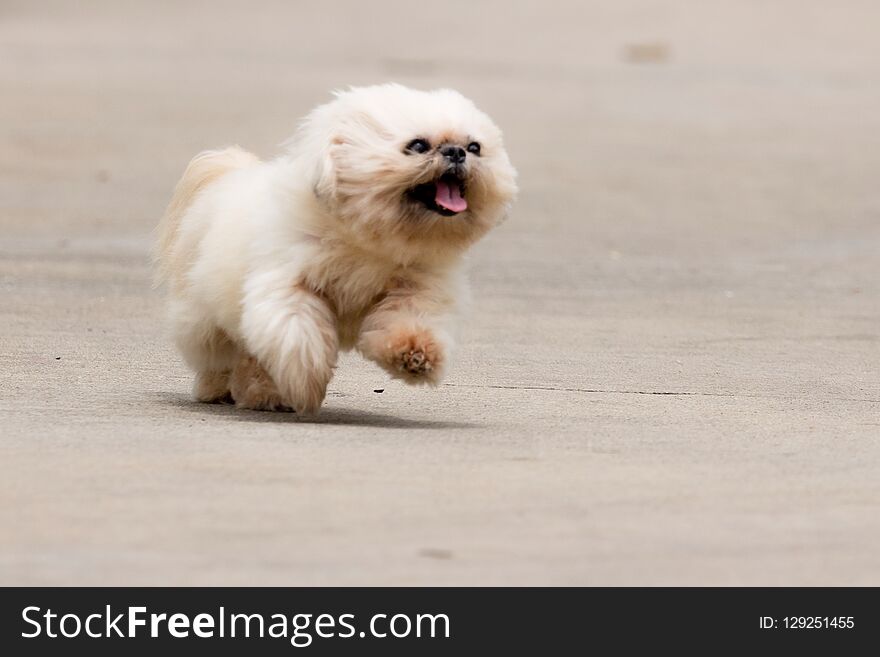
[434,179,468,213]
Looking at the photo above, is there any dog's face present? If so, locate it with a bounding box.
[298,84,517,260]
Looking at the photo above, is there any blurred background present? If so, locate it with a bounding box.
[1,1,878,585]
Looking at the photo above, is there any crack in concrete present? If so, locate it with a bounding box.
[443,383,735,397]
[442,383,879,404]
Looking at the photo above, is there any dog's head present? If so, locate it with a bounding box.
[294,84,517,260]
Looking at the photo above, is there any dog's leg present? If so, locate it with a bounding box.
[193,369,233,404]
[229,353,290,411]
[169,300,237,403]
[357,279,456,385]
[240,276,338,414]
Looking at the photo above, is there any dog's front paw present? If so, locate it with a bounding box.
[368,325,444,385]
[400,347,432,376]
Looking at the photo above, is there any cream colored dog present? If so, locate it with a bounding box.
[155,84,517,414]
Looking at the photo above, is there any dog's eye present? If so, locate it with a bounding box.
[466,141,481,156]
[405,138,430,154]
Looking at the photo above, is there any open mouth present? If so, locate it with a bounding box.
[408,173,467,216]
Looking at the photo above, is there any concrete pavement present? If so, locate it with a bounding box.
[1,0,878,585]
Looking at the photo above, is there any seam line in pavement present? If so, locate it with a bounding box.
[442,383,879,404]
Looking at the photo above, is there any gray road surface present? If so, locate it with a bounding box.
[1,1,878,585]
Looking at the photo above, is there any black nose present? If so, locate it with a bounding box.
[440,145,466,164]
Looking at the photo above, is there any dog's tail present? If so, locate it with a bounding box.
[153,146,259,287]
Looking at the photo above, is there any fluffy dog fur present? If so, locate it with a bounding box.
[155,84,517,414]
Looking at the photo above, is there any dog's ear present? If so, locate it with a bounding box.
[304,95,393,202]
[312,135,342,201]
[312,110,389,201]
